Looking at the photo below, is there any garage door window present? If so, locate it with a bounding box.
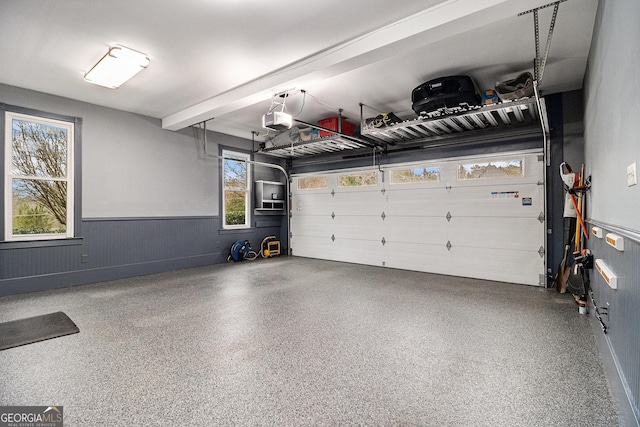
[390,166,440,184]
[338,171,377,187]
[298,176,328,190]
[457,159,523,180]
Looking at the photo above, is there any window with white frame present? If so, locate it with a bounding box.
[457,158,524,180]
[222,150,250,228]
[4,111,75,241]
[338,171,377,187]
[390,166,440,184]
[297,176,329,190]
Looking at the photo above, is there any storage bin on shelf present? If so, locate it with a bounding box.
[318,117,356,138]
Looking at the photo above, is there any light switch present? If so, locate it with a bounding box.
[627,162,637,187]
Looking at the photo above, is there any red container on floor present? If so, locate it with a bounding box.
[318,117,356,137]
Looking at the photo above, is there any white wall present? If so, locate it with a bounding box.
[1,83,254,218]
[583,0,640,231]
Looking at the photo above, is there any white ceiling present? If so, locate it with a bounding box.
[0,0,598,143]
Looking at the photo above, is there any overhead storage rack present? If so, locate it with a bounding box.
[259,135,371,159]
[360,97,540,145]
[258,97,543,159]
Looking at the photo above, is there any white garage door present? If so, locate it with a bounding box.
[291,151,546,286]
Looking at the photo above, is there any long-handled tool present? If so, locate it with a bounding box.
[557,162,578,293]
[561,162,589,240]
[556,241,571,293]
[568,194,588,240]
[574,163,587,247]
[567,164,589,296]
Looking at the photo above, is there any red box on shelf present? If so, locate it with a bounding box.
[318,117,356,138]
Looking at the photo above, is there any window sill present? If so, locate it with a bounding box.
[218,227,254,234]
[0,237,83,250]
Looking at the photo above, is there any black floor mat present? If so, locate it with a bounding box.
[0,311,79,351]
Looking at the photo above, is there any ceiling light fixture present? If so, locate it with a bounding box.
[84,45,150,89]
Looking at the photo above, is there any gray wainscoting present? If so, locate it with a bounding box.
[587,220,640,426]
[0,217,285,296]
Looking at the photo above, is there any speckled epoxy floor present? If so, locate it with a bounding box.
[0,257,618,426]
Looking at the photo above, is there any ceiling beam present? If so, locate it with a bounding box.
[162,0,550,131]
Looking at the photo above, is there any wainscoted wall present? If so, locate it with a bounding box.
[583,1,640,424]
[0,83,288,297]
[0,240,83,281]
[586,221,640,425]
[0,217,285,296]
[82,217,220,270]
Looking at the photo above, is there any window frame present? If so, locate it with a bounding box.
[2,105,81,243]
[389,166,441,185]
[457,157,525,181]
[337,171,378,188]
[297,176,329,191]
[221,148,251,230]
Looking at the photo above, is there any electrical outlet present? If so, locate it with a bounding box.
[627,162,637,187]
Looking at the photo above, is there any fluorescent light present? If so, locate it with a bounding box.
[84,45,149,89]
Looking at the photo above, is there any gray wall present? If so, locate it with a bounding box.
[0,84,287,296]
[584,0,640,424]
[0,83,218,217]
[584,0,640,231]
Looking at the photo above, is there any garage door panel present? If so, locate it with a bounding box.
[333,191,383,215]
[382,239,543,285]
[385,188,543,218]
[444,190,543,217]
[383,242,453,275]
[384,187,448,201]
[445,182,538,193]
[291,215,333,235]
[447,246,543,286]
[291,235,339,260]
[292,236,385,266]
[333,216,383,239]
[447,203,542,218]
[293,193,333,213]
[333,238,385,265]
[448,217,543,251]
[384,199,450,217]
[384,188,448,213]
[383,217,449,244]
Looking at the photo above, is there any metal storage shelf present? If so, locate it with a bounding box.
[361,97,540,145]
[258,97,542,158]
[260,135,370,159]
